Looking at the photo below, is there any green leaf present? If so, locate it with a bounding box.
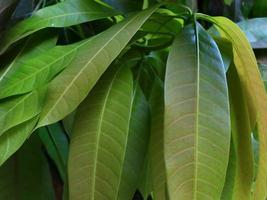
[238,18,267,49]
[197,14,267,199]
[0,88,46,136]
[68,66,134,200]
[222,64,254,199]
[0,0,120,54]
[37,5,160,128]
[117,84,150,199]
[0,133,55,200]
[149,78,167,200]
[38,123,69,181]
[0,116,38,165]
[138,154,153,199]
[164,23,230,199]
[0,31,57,99]
[214,37,233,72]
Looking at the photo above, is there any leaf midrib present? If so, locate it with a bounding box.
[41,13,141,124]
[91,69,121,200]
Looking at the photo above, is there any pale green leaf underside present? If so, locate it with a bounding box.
[164,23,230,199]
[68,67,134,200]
[0,0,119,54]
[37,5,159,128]
[149,79,167,200]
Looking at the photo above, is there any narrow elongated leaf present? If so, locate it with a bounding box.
[0,88,46,136]
[68,67,134,200]
[164,23,230,199]
[117,84,150,199]
[197,14,267,199]
[222,64,254,199]
[149,78,167,200]
[0,134,55,199]
[0,31,57,98]
[38,5,159,127]
[0,0,119,54]
[38,123,69,181]
[138,155,153,199]
[0,116,38,165]
[238,18,267,49]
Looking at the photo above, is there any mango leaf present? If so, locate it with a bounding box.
[197,14,267,199]
[0,133,55,199]
[149,78,167,200]
[221,139,236,200]
[164,23,230,199]
[214,37,233,71]
[0,88,46,136]
[0,0,120,54]
[222,64,254,199]
[238,18,267,49]
[37,5,160,127]
[68,66,134,199]
[0,116,38,165]
[0,31,57,98]
[138,154,153,199]
[38,123,69,181]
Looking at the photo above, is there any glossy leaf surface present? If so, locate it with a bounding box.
[164,23,230,199]
[0,0,119,54]
[198,14,267,199]
[68,67,134,200]
[38,5,159,127]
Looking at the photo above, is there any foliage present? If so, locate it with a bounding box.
[0,0,267,199]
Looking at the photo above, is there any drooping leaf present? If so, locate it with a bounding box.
[38,123,69,181]
[138,154,153,199]
[221,64,254,199]
[214,37,233,71]
[238,18,267,49]
[68,66,134,200]
[164,23,230,199]
[117,84,150,199]
[224,0,233,6]
[37,5,160,128]
[221,138,236,200]
[0,133,55,200]
[0,31,57,98]
[0,88,46,136]
[148,78,167,200]
[197,14,267,199]
[0,116,38,165]
[0,0,120,54]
